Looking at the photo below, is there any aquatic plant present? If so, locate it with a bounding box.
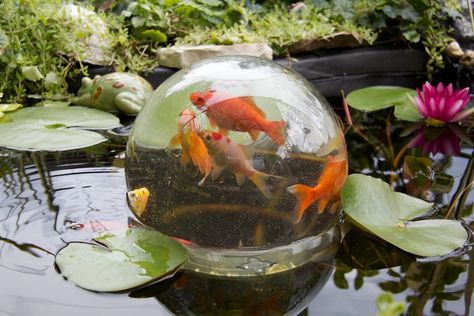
[56,227,187,292]
[341,174,467,257]
[0,0,157,103]
[0,104,120,151]
[414,82,472,127]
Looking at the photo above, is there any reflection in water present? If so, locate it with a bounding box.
[0,146,339,315]
[0,147,167,315]
[131,227,339,315]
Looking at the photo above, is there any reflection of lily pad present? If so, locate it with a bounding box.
[346,86,415,112]
[337,226,414,270]
[0,106,120,151]
[342,174,468,257]
[55,227,187,292]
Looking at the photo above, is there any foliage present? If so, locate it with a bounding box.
[0,104,120,151]
[341,174,468,257]
[0,0,157,103]
[121,0,247,45]
[55,227,187,292]
[376,292,405,316]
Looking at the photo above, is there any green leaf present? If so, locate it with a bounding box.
[21,66,44,82]
[56,227,187,292]
[346,86,416,112]
[0,106,120,151]
[35,100,71,107]
[376,292,405,316]
[342,174,468,257]
[140,30,168,43]
[0,103,22,112]
[393,90,421,122]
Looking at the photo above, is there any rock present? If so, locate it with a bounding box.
[460,50,474,69]
[288,32,366,55]
[447,41,464,59]
[51,4,114,65]
[158,44,273,69]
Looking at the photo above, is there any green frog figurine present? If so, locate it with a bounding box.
[72,72,153,115]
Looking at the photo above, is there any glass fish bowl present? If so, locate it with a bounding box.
[126,55,347,276]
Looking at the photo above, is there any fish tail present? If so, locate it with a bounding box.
[286,184,317,223]
[169,134,181,147]
[265,120,286,145]
[249,171,273,199]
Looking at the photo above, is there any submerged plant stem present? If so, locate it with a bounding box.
[446,151,474,219]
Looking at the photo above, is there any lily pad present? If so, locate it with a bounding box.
[342,174,468,257]
[393,92,421,122]
[0,106,120,151]
[55,227,187,292]
[346,86,416,112]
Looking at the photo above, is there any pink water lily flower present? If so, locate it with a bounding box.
[414,82,472,126]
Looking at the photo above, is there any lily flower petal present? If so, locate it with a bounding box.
[413,82,471,126]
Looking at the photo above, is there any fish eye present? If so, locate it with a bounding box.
[198,97,205,103]
[205,135,211,140]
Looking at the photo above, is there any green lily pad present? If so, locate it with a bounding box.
[393,91,421,122]
[55,227,187,292]
[342,174,468,257]
[346,86,416,112]
[0,103,22,112]
[0,106,120,151]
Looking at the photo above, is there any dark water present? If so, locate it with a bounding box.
[126,147,342,248]
[0,115,473,315]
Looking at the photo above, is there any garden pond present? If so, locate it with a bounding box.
[0,98,472,315]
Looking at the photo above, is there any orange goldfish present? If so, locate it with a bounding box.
[200,130,277,199]
[169,109,212,185]
[287,151,348,223]
[190,90,286,145]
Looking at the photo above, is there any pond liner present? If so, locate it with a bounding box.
[69,47,428,105]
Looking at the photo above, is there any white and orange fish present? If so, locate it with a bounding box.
[287,150,348,223]
[190,90,286,145]
[169,109,212,185]
[200,130,277,199]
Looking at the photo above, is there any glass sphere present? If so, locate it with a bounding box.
[126,56,346,275]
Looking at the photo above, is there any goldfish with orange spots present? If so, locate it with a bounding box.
[169,109,212,185]
[287,150,348,223]
[190,90,286,145]
[126,187,150,217]
[200,130,278,199]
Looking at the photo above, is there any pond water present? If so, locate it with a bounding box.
[0,107,472,315]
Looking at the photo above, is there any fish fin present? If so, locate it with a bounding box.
[218,128,229,137]
[286,184,316,223]
[188,132,212,175]
[248,129,260,142]
[169,134,181,147]
[209,117,218,128]
[317,199,330,214]
[240,96,266,118]
[238,144,255,163]
[264,120,287,145]
[180,150,191,166]
[329,200,341,213]
[235,173,246,185]
[198,171,210,186]
[249,171,272,199]
[211,164,224,181]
